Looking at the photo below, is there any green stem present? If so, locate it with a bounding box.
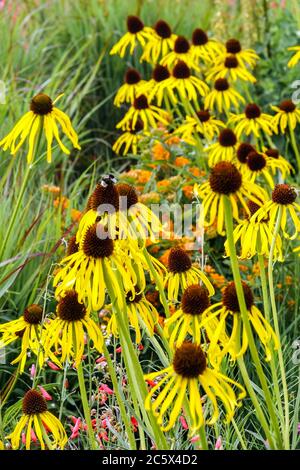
[102,340,137,449]
[142,247,170,318]
[224,196,282,449]
[288,122,300,172]
[77,363,97,450]
[268,206,290,450]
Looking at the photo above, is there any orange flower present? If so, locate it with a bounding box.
[71,209,82,222]
[54,196,69,210]
[42,184,61,195]
[182,185,193,198]
[165,135,180,146]
[159,248,172,266]
[139,192,161,204]
[175,156,190,167]
[152,142,170,161]
[157,180,171,192]
[190,167,205,177]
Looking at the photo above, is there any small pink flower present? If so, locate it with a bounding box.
[99,384,114,395]
[22,428,37,444]
[179,415,189,430]
[190,435,199,443]
[138,344,144,351]
[96,355,107,364]
[116,346,122,353]
[29,364,36,379]
[215,436,223,450]
[47,361,61,371]
[0,1,5,10]
[38,386,52,401]
[131,416,138,432]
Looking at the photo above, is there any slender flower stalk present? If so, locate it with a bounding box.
[76,362,98,450]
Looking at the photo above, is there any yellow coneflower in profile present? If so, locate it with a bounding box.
[0,93,80,163]
[175,109,225,143]
[0,304,44,373]
[190,28,222,63]
[221,38,259,68]
[145,342,245,432]
[110,15,153,57]
[225,200,283,261]
[141,20,176,63]
[243,150,280,188]
[263,147,293,179]
[164,285,217,347]
[7,389,67,450]
[146,65,177,106]
[108,290,159,343]
[204,78,245,114]
[253,184,300,239]
[167,61,209,105]
[43,290,103,367]
[116,94,169,131]
[160,35,199,71]
[206,282,279,364]
[271,99,300,133]
[113,119,144,155]
[194,161,267,235]
[287,45,300,68]
[206,54,256,83]
[164,247,214,301]
[228,103,273,138]
[205,128,238,167]
[114,69,146,107]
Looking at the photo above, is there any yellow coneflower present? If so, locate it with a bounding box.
[145,342,245,432]
[206,54,256,83]
[252,184,300,239]
[53,224,138,311]
[206,282,279,364]
[164,247,214,301]
[194,161,267,235]
[0,93,80,163]
[221,38,259,68]
[235,142,255,171]
[167,61,209,105]
[190,28,222,63]
[204,78,245,113]
[225,200,283,261]
[146,65,177,106]
[164,285,219,347]
[43,290,103,367]
[0,304,44,373]
[228,103,273,138]
[160,36,199,71]
[205,128,238,167]
[271,99,300,133]
[116,94,169,131]
[175,109,225,143]
[141,20,176,63]
[108,290,158,343]
[110,15,153,57]
[243,150,280,188]
[263,147,293,179]
[113,119,144,155]
[114,69,146,107]
[7,389,67,450]
[287,45,300,68]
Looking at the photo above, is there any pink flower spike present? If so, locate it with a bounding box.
[47,361,61,371]
[96,355,107,364]
[190,435,199,443]
[38,386,52,401]
[215,436,223,450]
[116,346,122,353]
[179,415,189,430]
[99,384,114,395]
[29,364,36,379]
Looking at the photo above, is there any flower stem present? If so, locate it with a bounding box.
[102,340,137,449]
[268,206,290,450]
[223,196,282,449]
[77,362,98,450]
[288,122,300,172]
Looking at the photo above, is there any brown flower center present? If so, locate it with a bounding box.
[172,60,190,79]
[222,281,254,312]
[272,184,297,205]
[181,285,210,315]
[197,110,210,122]
[279,100,296,113]
[265,148,279,159]
[57,290,86,321]
[134,95,149,110]
[237,143,255,163]
[154,20,172,38]
[116,183,139,210]
[192,28,208,46]
[82,224,114,258]
[247,200,262,216]
[168,247,192,273]
[30,94,53,115]
[214,78,229,91]
[209,162,242,195]
[125,69,141,85]
[87,176,119,212]
[245,103,261,119]
[218,128,237,147]
[224,55,238,68]
[226,39,242,53]
[173,342,207,378]
[153,64,170,82]
[174,36,190,53]
[22,390,47,415]
[247,151,266,171]
[127,15,144,34]
[67,235,79,256]
[23,304,43,324]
